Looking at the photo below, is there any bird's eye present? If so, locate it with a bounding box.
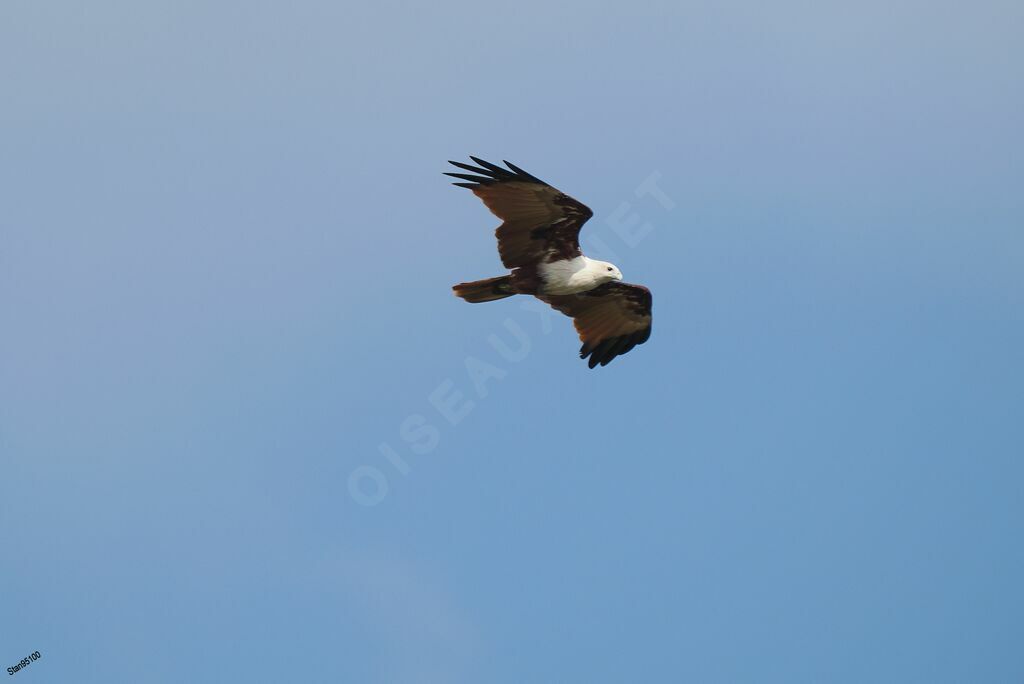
[607,267,613,271]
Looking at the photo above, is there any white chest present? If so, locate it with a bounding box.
[538,257,605,295]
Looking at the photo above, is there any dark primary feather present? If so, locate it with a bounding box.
[470,156,518,177]
[443,158,546,187]
[445,172,494,184]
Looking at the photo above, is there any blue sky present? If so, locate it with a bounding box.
[2,1,1022,682]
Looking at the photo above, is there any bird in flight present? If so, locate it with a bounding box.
[446,157,653,368]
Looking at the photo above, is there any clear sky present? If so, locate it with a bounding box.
[2,1,1022,682]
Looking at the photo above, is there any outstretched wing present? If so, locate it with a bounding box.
[539,282,653,368]
[445,157,594,268]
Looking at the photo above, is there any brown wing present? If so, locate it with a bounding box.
[539,282,653,368]
[445,157,593,268]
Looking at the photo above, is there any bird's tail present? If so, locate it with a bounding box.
[452,275,515,303]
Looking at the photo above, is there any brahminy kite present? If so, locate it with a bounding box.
[447,157,653,368]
